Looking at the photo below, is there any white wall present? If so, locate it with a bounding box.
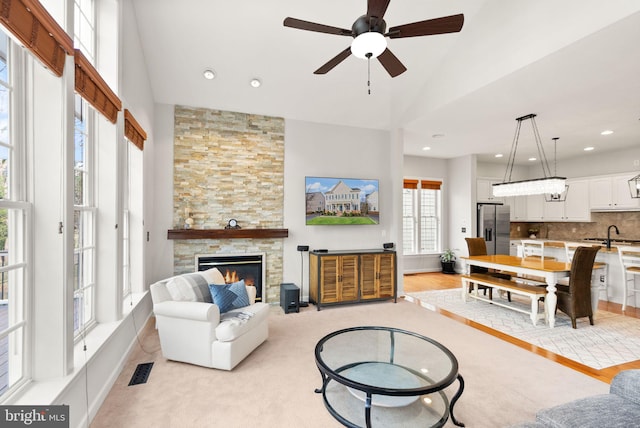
[282,119,397,300]
[447,155,476,272]
[148,103,176,284]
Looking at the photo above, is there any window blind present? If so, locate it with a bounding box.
[124,109,147,150]
[0,0,73,76]
[421,180,442,190]
[74,49,121,124]
[403,179,419,189]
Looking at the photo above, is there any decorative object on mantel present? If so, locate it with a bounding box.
[167,228,288,240]
[184,208,194,229]
[629,173,640,198]
[544,137,569,202]
[225,218,240,229]
[492,114,567,198]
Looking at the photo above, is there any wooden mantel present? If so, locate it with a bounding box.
[167,228,289,240]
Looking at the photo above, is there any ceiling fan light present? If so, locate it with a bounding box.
[351,32,387,59]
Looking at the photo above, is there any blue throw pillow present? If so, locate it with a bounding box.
[229,280,251,308]
[209,280,250,313]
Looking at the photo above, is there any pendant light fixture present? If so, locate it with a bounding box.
[629,173,640,198]
[544,137,569,202]
[492,114,566,198]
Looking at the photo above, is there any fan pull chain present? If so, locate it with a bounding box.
[367,53,372,95]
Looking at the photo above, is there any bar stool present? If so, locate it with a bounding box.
[521,239,546,259]
[617,246,640,311]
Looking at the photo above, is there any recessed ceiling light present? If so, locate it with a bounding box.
[600,130,613,135]
[584,147,595,151]
[528,157,537,161]
[250,78,261,88]
[203,69,215,80]
[494,153,503,158]
[422,146,431,151]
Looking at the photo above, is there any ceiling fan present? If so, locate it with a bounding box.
[283,0,464,78]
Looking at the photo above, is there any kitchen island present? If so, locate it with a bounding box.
[511,238,639,309]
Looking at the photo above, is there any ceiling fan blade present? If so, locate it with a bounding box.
[314,47,352,74]
[377,48,407,77]
[367,0,391,19]
[387,14,464,38]
[283,17,352,36]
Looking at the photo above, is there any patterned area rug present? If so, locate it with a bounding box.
[406,289,640,369]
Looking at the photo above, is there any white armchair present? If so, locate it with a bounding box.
[150,268,269,370]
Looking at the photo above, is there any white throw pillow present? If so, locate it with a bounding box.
[199,267,225,285]
[165,273,212,303]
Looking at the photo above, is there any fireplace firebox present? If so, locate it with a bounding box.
[196,253,265,302]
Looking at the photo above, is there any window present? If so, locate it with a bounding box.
[122,139,131,298]
[403,179,442,255]
[0,29,28,397]
[74,0,95,64]
[73,95,96,337]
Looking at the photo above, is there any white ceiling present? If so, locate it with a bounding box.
[131,0,640,165]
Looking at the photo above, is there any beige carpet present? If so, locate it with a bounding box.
[91,298,609,428]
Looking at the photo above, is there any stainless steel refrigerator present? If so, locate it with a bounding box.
[477,203,511,255]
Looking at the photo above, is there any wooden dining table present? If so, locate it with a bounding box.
[461,255,572,328]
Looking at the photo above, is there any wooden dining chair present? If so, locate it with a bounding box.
[565,241,608,299]
[555,246,600,328]
[465,237,511,301]
[617,246,640,311]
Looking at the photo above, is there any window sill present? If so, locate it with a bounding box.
[5,292,150,406]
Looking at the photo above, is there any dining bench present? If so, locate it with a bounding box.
[461,273,547,326]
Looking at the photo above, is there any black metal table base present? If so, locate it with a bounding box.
[315,368,466,428]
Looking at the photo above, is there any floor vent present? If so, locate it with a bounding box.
[128,362,154,386]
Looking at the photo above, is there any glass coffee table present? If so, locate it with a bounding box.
[314,326,464,428]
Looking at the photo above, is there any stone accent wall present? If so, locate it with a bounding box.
[511,211,640,241]
[173,106,285,302]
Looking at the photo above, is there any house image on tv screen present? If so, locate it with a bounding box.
[305,177,379,225]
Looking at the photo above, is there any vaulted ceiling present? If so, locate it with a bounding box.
[131,0,640,164]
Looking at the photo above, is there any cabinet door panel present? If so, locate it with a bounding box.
[339,255,359,301]
[377,254,395,298]
[360,254,377,299]
[320,257,339,302]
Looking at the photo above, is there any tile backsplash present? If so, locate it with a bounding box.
[511,211,640,241]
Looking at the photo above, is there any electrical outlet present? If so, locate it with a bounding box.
[600,275,605,283]
[461,227,466,233]
[517,226,521,232]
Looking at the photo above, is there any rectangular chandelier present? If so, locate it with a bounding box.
[493,176,566,198]
[492,114,566,198]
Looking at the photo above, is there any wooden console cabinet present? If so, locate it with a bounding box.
[309,250,397,310]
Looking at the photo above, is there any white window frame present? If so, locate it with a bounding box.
[73,95,96,339]
[0,30,29,398]
[402,179,442,255]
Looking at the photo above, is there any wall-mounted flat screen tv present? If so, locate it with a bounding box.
[305,176,379,225]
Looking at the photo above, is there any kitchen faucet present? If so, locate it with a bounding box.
[606,225,620,249]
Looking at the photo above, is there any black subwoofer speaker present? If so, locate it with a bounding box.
[280,283,300,314]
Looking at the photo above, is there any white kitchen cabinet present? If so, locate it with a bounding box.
[526,194,544,221]
[477,178,503,203]
[506,196,528,221]
[589,173,640,210]
[563,179,591,220]
[542,179,590,221]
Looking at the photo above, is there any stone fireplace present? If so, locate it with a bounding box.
[197,253,266,302]
[172,106,285,302]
